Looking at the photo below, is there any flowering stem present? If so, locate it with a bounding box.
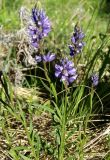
[43,62,57,103]
[90,86,94,112]
[59,85,68,160]
[59,104,66,160]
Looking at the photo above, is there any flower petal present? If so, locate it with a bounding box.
[55,71,61,77]
[68,75,77,83]
[35,55,42,62]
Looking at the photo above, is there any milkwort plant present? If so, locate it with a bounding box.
[0,1,110,160]
[18,5,99,159]
[9,4,107,160]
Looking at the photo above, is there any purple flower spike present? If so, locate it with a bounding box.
[28,7,51,48]
[43,52,56,62]
[69,45,76,56]
[55,58,77,85]
[35,55,42,62]
[69,24,85,56]
[91,74,99,86]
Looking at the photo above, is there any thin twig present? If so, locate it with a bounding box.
[84,125,110,151]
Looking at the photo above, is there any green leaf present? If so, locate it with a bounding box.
[36,104,54,114]
[19,154,31,160]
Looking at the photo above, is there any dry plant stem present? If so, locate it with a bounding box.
[84,125,110,152]
[0,150,13,160]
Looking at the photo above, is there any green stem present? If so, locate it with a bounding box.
[23,120,38,160]
[43,62,57,103]
[59,87,67,160]
[17,104,38,160]
[59,104,66,160]
[90,86,94,112]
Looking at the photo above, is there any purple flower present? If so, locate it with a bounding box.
[91,74,99,86]
[43,52,56,62]
[72,25,85,42]
[69,45,76,56]
[28,7,51,48]
[69,24,85,56]
[55,58,77,85]
[35,55,42,62]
